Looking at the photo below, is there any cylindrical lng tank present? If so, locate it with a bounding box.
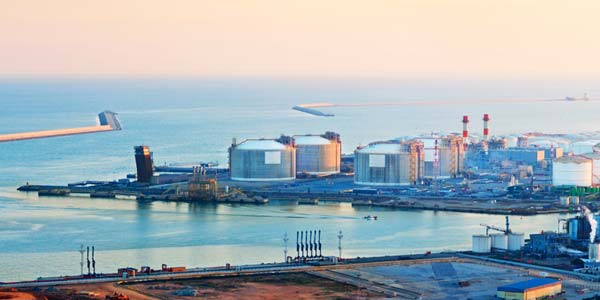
[507,233,525,251]
[354,140,424,186]
[229,139,296,181]
[419,136,462,179]
[552,156,593,187]
[490,234,508,250]
[472,235,491,253]
[294,133,341,175]
[581,153,600,185]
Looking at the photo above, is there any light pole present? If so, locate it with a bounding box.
[283,232,289,263]
[78,244,85,275]
[337,230,343,259]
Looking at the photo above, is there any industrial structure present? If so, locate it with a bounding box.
[134,145,154,183]
[294,132,341,176]
[0,111,121,143]
[552,156,593,187]
[354,140,424,186]
[496,278,562,300]
[417,134,464,178]
[229,136,296,181]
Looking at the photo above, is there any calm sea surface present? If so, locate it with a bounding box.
[1,78,599,281]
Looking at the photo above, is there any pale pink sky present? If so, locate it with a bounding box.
[1,0,599,78]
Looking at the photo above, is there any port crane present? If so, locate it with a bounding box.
[480,216,512,235]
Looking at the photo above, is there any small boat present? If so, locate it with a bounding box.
[364,215,378,220]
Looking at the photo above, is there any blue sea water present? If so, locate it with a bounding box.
[0,77,599,281]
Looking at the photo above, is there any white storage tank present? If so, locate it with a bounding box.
[472,235,491,253]
[229,137,296,181]
[507,233,525,251]
[559,196,570,206]
[490,233,508,250]
[581,153,600,185]
[589,243,600,261]
[570,196,580,205]
[294,132,341,175]
[417,135,464,179]
[552,155,593,187]
[505,135,519,148]
[354,140,424,186]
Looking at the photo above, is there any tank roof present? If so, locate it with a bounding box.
[356,142,409,154]
[581,153,600,160]
[236,140,288,150]
[294,135,331,145]
[555,155,592,164]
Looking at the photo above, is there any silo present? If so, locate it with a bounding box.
[507,233,525,251]
[590,243,600,261]
[294,132,341,175]
[229,137,296,181]
[581,153,600,185]
[418,135,464,179]
[490,234,508,250]
[354,140,424,186]
[472,235,491,253]
[552,156,593,186]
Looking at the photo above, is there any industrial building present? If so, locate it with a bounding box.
[487,148,545,166]
[294,132,341,175]
[525,231,570,258]
[552,155,593,187]
[354,140,424,186]
[134,146,153,183]
[229,136,296,181]
[417,135,464,178]
[496,278,562,300]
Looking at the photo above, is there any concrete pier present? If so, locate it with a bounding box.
[0,111,121,142]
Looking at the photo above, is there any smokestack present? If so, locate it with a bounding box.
[86,246,90,275]
[309,231,313,257]
[300,231,304,258]
[483,114,490,141]
[318,230,322,257]
[462,115,469,149]
[92,246,96,275]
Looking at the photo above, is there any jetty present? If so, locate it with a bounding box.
[0,111,121,142]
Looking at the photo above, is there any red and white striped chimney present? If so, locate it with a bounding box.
[483,113,490,141]
[462,115,469,146]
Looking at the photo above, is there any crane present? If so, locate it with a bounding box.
[480,216,512,235]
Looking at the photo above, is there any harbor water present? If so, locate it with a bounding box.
[1,78,598,281]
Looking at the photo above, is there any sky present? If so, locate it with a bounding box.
[1,0,600,78]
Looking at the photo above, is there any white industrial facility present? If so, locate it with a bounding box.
[552,155,593,187]
[294,132,341,175]
[354,140,424,186]
[229,137,296,181]
[417,134,464,179]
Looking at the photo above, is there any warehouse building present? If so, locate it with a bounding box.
[497,278,562,300]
